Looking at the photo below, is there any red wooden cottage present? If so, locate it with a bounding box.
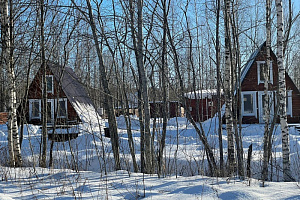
[240,42,300,123]
[185,89,221,122]
[20,62,100,127]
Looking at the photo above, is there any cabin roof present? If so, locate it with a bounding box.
[48,62,100,124]
[185,89,223,99]
[241,42,265,83]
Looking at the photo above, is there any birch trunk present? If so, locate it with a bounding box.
[262,0,272,184]
[276,0,294,182]
[1,0,22,167]
[224,0,235,176]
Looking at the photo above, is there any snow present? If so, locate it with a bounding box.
[0,116,300,199]
[184,89,223,99]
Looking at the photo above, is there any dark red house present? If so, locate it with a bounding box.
[20,62,100,126]
[185,89,221,122]
[240,42,300,123]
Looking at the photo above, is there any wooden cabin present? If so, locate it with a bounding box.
[19,62,100,141]
[185,89,221,122]
[149,101,184,118]
[240,42,300,123]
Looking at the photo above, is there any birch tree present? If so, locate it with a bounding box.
[223,0,235,176]
[262,0,271,183]
[1,0,22,167]
[276,0,294,182]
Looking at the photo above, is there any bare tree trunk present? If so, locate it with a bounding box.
[166,19,218,176]
[158,0,169,177]
[262,0,272,184]
[224,0,235,176]
[84,0,121,170]
[128,0,152,173]
[216,0,224,177]
[276,0,294,182]
[231,1,244,179]
[40,0,47,168]
[1,0,22,167]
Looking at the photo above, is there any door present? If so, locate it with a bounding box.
[258,91,274,123]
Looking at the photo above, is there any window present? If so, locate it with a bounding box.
[257,61,273,84]
[57,99,67,118]
[46,75,54,93]
[286,90,292,116]
[29,99,41,120]
[242,91,257,117]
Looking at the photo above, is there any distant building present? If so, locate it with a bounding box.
[185,89,222,122]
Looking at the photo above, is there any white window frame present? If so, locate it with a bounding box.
[56,98,68,118]
[46,75,54,94]
[29,99,41,120]
[286,90,293,116]
[257,61,273,85]
[241,91,257,117]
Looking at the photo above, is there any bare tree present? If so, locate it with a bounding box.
[216,0,224,177]
[1,0,22,167]
[276,0,294,182]
[262,0,272,184]
[128,0,152,173]
[82,0,121,170]
[223,0,235,176]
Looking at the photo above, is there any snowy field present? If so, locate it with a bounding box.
[0,116,300,199]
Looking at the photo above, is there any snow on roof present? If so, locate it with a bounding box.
[184,89,222,99]
[48,62,101,124]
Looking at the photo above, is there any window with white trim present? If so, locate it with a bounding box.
[286,90,292,116]
[29,99,41,120]
[257,61,273,84]
[57,98,67,118]
[46,75,54,93]
[242,91,257,117]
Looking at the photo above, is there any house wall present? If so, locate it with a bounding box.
[241,45,300,123]
[185,97,217,122]
[25,66,79,125]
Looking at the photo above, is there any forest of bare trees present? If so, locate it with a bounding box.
[1,0,300,182]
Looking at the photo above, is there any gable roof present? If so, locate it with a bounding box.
[241,42,265,83]
[47,62,101,124]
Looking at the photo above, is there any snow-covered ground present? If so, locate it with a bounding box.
[0,116,300,199]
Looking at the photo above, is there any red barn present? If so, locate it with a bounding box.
[240,42,300,123]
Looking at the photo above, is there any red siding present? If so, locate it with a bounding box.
[241,45,300,123]
[24,66,80,125]
[186,97,218,122]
